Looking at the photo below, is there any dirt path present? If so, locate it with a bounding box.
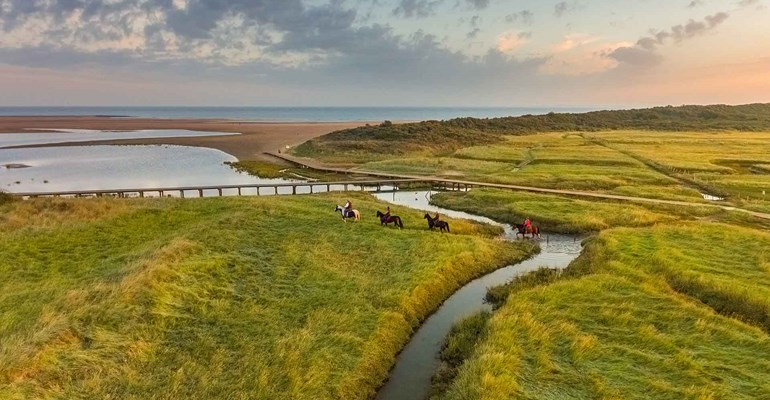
[268,152,770,221]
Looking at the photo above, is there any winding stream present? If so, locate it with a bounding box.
[372,191,583,400]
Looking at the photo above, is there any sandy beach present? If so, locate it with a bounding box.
[0,116,366,161]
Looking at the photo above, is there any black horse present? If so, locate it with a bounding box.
[514,223,541,239]
[424,213,450,233]
[376,211,404,229]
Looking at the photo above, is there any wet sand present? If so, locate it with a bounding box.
[0,117,366,161]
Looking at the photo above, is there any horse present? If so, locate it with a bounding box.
[424,213,450,233]
[514,223,541,239]
[376,211,404,229]
[335,205,360,222]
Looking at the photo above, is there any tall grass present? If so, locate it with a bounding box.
[438,222,770,399]
[0,193,535,399]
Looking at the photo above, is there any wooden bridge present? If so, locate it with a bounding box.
[13,178,475,199]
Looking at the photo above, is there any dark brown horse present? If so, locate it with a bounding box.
[424,213,450,233]
[514,223,541,239]
[377,211,404,229]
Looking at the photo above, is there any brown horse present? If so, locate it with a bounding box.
[514,223,541,239]
[377,211,404,229]
[424,213,450,233]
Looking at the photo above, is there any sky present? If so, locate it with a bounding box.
[0,0,768,107]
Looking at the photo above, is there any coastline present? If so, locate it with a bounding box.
[0,116,368,161]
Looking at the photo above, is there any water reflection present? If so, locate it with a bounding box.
[0,129,237,148]
[0,145,291,193]
[373,190,583,400]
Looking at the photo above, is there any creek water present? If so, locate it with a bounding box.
[372,191,583,400]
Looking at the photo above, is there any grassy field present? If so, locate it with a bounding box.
[0,193,535,399]
[292,105,770,209]
[425,188,770,399]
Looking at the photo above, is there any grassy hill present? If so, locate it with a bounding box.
[0,194,533,399]
[426,189,770,400]
[293,104,770,162]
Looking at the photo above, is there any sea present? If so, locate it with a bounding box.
[0,106,599,122]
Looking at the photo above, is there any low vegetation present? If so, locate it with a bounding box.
[433,194,770,399]
[0,193,535,399]
[293,105,770,211]
[294,103,770,161]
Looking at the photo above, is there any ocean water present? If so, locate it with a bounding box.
[0,106,598,122]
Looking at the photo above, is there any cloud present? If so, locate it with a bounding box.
[505,10,534,25]
[554,1,580,17]
[608,12,730,66]
[540,34,631,75]
[496,31,530,53]
[393,0,443,18]
[466,0,490,10]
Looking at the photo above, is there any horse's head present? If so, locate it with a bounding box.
[424,213,431,219]
[376,211,383,217]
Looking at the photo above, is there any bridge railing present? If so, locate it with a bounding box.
[11,179,470,199]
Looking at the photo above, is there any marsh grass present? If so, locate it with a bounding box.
[438,222,770,399]
[442,274,770,400]
[227,160,358,181]
[429,311,491,399]
[430,189,683,233]
[0,193,534,399]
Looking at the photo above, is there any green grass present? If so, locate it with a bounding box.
[294,104,770,164]
[226,160,358,182]
[439,223,770,400]
[430,189,697,234]
[443,275,770,400]
[294,109,770,209]
[0,193,535,399]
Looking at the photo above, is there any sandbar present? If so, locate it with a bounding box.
[0,116,366,161]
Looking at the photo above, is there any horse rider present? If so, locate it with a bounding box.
[344,199,352,218]
[434,212,441,222]
[384,206,391,222]
[524,217,531,233]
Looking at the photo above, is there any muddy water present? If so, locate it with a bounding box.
[372,191,583,400]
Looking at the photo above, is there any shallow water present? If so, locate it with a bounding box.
[0,129,237,149]
[0,145,292,193]
[372,191,583,400]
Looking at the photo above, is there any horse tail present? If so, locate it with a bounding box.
[446,223,450,233]
[398,217,404,229]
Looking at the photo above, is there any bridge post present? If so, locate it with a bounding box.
[238,187,242,196]
[292,186,296,195]
[257,187,260,196]
[160,191,164,197]
[198,189,203,197]
[139,191,144,198]
[218,188,223,196]
[180,190,185,198]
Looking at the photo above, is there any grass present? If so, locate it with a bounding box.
[443,274,770,400]
[226,160,357,182]
[293,109,770,209]
[294,104,770,163]
[429,311,491,399]
[0,193,535,399]
[429,188,709,234]
[438,223,770,399]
